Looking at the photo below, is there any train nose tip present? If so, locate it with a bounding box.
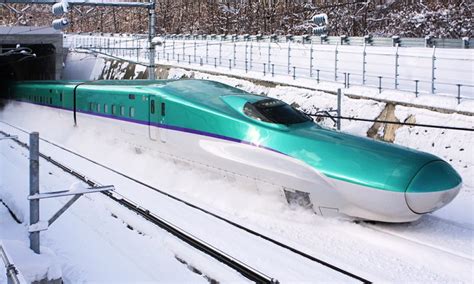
[405,161,462,214]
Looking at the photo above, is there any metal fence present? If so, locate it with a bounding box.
[64,34,474,102]
[66,32,473,49]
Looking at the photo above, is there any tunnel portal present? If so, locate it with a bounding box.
[0,26,63,83]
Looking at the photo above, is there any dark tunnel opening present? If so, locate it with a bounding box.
[0,43,56,106]
[0,44,56,80]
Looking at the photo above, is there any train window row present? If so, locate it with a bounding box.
[88,102,135,118]
[29,95,53,105]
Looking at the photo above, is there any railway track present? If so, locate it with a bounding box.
[358,221,473,262]
[0,129,276,283]
[0,124,370,283]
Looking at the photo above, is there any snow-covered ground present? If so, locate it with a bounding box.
[1,70,473,282]
[0,129,249,283]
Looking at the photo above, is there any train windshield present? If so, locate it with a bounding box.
[243,99,312,125]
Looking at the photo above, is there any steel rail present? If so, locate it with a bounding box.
[0,129,277,283]
[0,122,371,283]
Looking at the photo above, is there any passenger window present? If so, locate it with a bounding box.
[161,103,165,116]
[104,104,108,113]
[120,106,125,116]
[150,100,155,114]
[243,99,312,125]
[97,103,101,113]
[50,97,52,104]
[129,107,135,118]
[89,102,93,111]
[112,105,116,115]
[60,92,63,102]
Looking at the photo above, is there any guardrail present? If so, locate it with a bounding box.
[66,32,472,49]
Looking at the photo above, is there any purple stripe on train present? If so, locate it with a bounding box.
[13,99,286,155]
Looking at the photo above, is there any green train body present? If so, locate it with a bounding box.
[5,79,462,222]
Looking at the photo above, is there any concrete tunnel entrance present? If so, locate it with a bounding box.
[0,43,57,80]
[0,26,63,96]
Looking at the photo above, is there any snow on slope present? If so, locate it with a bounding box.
[67,35,474,100]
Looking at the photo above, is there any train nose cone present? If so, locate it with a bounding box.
[405,161,462,214]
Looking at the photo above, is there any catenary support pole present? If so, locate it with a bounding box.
[250,42,253,70]
[29,132,40,254]
[287,42,291,74]
[172,40,175,60]
[182,41,185,59]
[206,41,209,64]
[362,43,367,85]
[310,43,313,77]
[245,42,248,66]
[147,0,156,80]
[233,42,237,67]
[336,89,342,131]
[334,43,339,81]
[431,46,436,94]
[267,42,271,72]
[219,42,222,65]
[394,44,399,89]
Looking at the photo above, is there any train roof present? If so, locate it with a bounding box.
[155,80,267,115]
[12,79,267,115]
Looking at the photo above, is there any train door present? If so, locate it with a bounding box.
[148,97,159,140]
[148,96,166,143]
[159,100,166,143]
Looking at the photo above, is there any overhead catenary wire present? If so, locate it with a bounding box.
[309,114,474,132]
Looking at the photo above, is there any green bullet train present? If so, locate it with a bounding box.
[5,79,462,222]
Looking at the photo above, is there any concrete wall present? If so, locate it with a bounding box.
[0,27,63,80]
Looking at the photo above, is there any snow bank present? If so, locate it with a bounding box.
[0,240,61,283]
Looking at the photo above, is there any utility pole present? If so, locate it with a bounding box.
[29,132,40,254]
[148,0,156,80]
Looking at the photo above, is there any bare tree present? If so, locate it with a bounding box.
[0,0,471,38]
